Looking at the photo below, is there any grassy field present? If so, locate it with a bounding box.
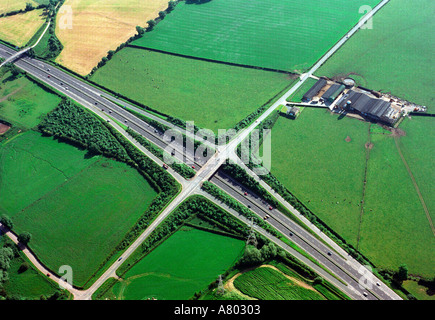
[316,0,435,109]
[269,108,370,244]
[0,131,99,215]
[398,117,435,219]
[111,226,244,300]
[233,265,325,300]
[402,280,435,301]
[2,253,60,299]
[91,48,294,131]
[359,126,435,278]
[0,236,59,300]
[55,0,169,75]
[133,0,380,72]
[0,75,61,129]
[0,131,158,286]
[0,9,46,47]
[268,109,434,277]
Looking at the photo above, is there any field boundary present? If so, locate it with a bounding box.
[356,124,373,250]
[126,44,299,76]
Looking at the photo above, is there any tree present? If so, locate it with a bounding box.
[17,232,32,246]
[147,19,156,30]
[396,264,408,282]
[239,246,263,267]
[0,215,13,230]
[0,248,14,270]
[167,0,177,12]
[136,26,145,36]
[158,11,166,20]
[25,3,34,11]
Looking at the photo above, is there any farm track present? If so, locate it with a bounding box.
[0,0,402,301]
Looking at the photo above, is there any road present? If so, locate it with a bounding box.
[0,0,401,301]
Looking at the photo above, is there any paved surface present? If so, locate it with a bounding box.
[0,0,401,301]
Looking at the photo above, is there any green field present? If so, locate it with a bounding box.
[111,226,244,300]
[317,0,435,109]
[268,109,434,276]
[0,236,60,300]
[398,117,435,219]
[0,131,99,215]
[359,124,435,277]
[233,266,325,300]
[91,48,293,131]
[0,131,158,286]
[0,75,61,129]
[2,254,60,300]
[269,108,369,243]
[133,0,379,72]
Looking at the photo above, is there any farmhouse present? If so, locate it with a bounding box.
[303,79,327,102]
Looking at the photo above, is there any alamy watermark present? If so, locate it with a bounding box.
[58,5,73,30]
[58,265,73,290]
[358,264,374,290]
[162,121,272,176]
[359,5,374,30]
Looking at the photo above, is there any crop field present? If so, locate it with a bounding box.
[317,0,435,109]
[91,48,294,131]
[55,0,169,75]
[233,265,324,300]
[0,0,40,15]
[133,0,380,72]
[111,226,244,300]
[0,9,46,47]
[0,76,61,129]
[0,131,158,286]
[267,109,434,276]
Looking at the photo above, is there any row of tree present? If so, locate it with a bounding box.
[0,2,47,18]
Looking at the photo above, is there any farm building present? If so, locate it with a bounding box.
[336,90,396,125]
[322,84,345,104]
[287,106,300,118]
[302,79,327,101]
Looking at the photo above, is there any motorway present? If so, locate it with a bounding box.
[0,0,401,300]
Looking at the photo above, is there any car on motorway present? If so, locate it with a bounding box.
[268,206,273,210]
[244,192,248,196]
[289,232,293,236]
[327,251,332,256]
